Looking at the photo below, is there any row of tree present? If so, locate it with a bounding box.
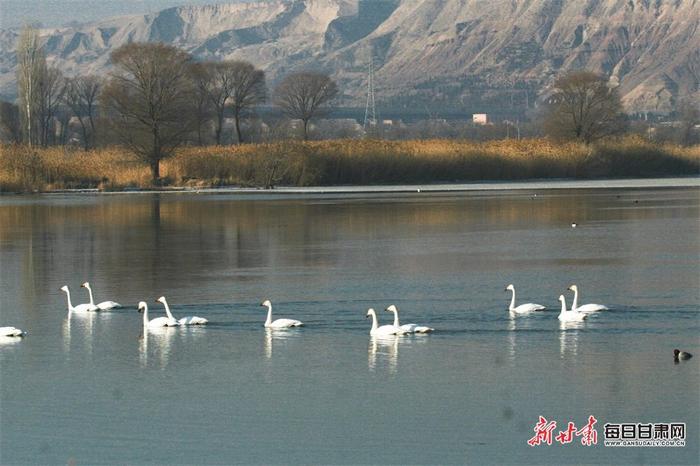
[9,27,339,179]
[4,27,697,183]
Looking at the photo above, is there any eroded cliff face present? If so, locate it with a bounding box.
[1,0,697,112]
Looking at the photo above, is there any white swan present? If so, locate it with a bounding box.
[155,296,201,326]
[366,308,402,337]
[568,285,608,313]
[505,284,546,314]
[557,295,588,322]
[139,301,179,328]
[81,282,122,310]
[261,300,303,328]
[0,326,26,337]
[385,305,434,333]
[60,285,94,312]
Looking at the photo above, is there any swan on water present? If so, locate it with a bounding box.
[567,285,608,313]
[81,282,122,310]
[557,295,588,322]
[505,284,546,314]
[261,300,303,328]
[60,285,94,313]
[155,296,203,326]
[139,301,179,328]
[0,326,26,337]
[385,305,433,333]
[366,308,402,337]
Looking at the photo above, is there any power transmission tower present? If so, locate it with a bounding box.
[363,55,377,130]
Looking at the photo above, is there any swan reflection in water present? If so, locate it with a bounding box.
[139,327,177,369]
[507,317,517,360]
[62,309,72,354]
[559,321,583,358]
[368,336,400,373]
[62,308,98,357]
[263,328,302,360]
[507,314,538,361]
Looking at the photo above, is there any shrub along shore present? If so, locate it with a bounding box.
[1,137,698,193]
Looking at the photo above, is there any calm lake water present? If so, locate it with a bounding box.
[1,183,698,465]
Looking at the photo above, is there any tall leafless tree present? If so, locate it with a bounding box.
[37,66,65,146]
[101,43,196,182]
[227,62,266,144]
[202,62,234,145]
[273,71,338,140]
[16,25,45,146]
[189,63,215,146]
[544,71,625,144]
[64,75,101,150]
[196,61,266,145]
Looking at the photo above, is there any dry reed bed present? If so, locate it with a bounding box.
[1,137,698,192]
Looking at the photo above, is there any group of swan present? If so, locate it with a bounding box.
[60,283,121,312]
[140,296,209,328]
[366,305,434,336]
[505,284,608,322]
[2,286,696,365]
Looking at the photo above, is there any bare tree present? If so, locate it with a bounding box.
[544,71,625,144]
[63,75,101,150]
[101,43,196,182]
[273,71,338,140]
[37,66,65,146]
[189,63,214,146]
[227,62,266,144]
[201,62,233,145]
[196,60,267,145]
[0,101,22,143]
[16,25,45,146]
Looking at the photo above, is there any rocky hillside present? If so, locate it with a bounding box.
[1,0,697,113]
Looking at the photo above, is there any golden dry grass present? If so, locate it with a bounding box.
[1,137,698,192]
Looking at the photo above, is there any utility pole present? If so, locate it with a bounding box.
[363,54,377,130]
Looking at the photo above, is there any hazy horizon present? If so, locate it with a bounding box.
[0,0,250,29]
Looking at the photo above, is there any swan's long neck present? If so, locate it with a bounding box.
[509,289,516,311]
[85,285,95,306]
[369,310,378,332]
[142,305,149,327]
[571,288,579,310]
[264,304,272,326]
[389,310,400,327]
[162,299,175,320]
[63,289,74,311]
[559,297,567,315]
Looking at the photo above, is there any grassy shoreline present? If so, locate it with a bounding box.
[1,137,698,193]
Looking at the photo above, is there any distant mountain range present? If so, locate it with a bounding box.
[1,0,698,114]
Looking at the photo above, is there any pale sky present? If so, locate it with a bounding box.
[0,0,249,29]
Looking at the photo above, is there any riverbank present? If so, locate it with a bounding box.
[1,137,698,193]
